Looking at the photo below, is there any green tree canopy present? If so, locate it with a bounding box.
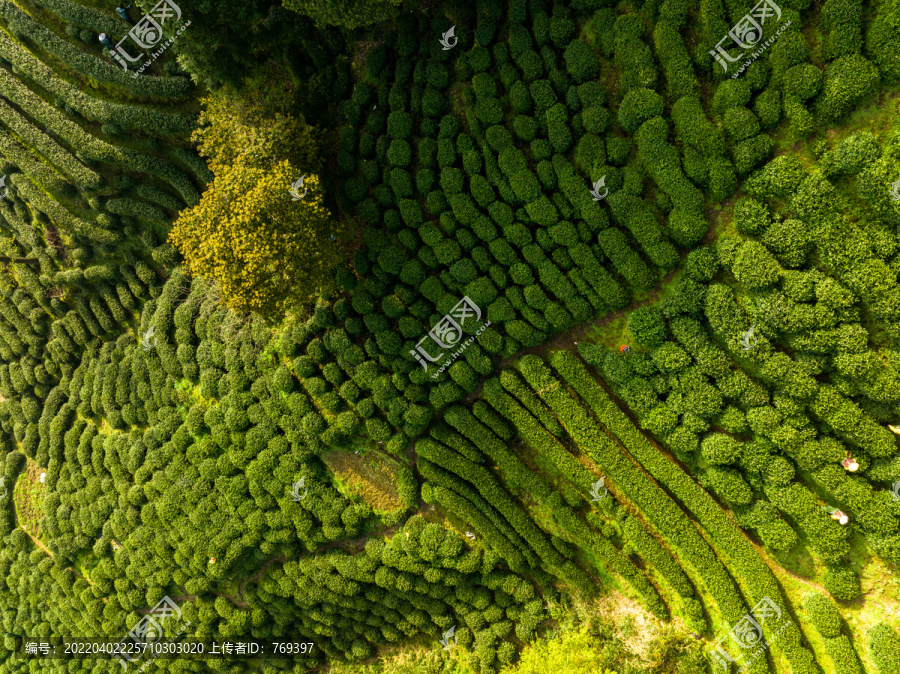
[170,87,343,315]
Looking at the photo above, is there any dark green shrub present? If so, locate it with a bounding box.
[545,103,572,152]
[805,593,842,638]
[731,240,782,289]
[529,79,557,112]
[754,88,782,129]
[437,138,456,167]
[618,88,664,134]
[823,565,861,601]
[732,134,774,175]
[819,132,880,177]
[387,139,412,167]
[723,107,761,143]
[783,64,823,100]
[743,155,807,198]
[733,197,771,236]
[516,50,545,82]
[606,136,631,166]
[582,106,610,135]
[472,73,498,100]
[387,111,414,138]
[651,343,691,373]
[706,466,753,505]
[821,0,863,60]
[700,433,742,465]
[563,40,599,83]
[813,55,880,123]
[868,623,900,674]
[761,219,811,267]
[628,307,666,348]
[512,115,538,142]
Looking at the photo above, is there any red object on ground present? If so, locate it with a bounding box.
[620,344,630,353]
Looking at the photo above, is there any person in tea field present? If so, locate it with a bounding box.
[98,33,115,50]
[116,2,135,24]
[823,505,849,525]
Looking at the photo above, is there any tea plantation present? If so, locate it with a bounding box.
[0,0,898,672]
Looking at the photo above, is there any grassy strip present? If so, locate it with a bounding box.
[416,436,565,570]
[0,95,100,187]
[0,63,197,205]
[419,455,533,572]
[554,349,819,674]
[11,173,120,242]
[444,402,668,618]
[484,357,750,639]
[0,128,69,193]
[0,0,191,99]
[0,27,194,135]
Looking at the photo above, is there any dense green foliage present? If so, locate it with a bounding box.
[0,0,895,672]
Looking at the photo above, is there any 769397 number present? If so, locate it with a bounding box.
[271,642,314,655]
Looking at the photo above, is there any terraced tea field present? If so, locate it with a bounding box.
[0,0,898,673]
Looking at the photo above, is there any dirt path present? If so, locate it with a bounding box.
[462,267,682,407]
[20,524,52,556]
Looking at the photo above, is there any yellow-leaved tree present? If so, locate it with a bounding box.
[170,85,344,315]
